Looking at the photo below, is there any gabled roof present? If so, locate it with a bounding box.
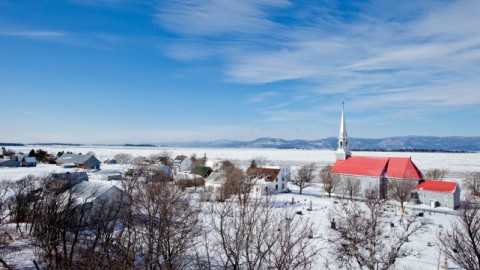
[415,180,458,193]
[248,167,280,182]
[174,155,187,161]
[57,154,100,165]
[331,156,389,177]
[192,166,212,177]
[386,157,423,180]
[205,171,227,184]
[74,181,124,202]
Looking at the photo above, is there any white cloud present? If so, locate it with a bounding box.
[0,30,67,38]
[155,0,290,36]
[247,91,278,102]
[154,0,480,129]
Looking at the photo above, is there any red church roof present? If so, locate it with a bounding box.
[386,157,423,180]
[415,180,458,193]
[331,156,389,177]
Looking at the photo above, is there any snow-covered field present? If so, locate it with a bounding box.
[1,146,478,269]
[5,145,480,180]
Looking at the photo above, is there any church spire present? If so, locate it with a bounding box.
[335,102,351,160]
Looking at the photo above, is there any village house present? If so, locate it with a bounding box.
[7,153,37,167]
[0,159,20,167]
[204,170,228,193]
[330,103,460,208]
[248,166,291,196]
[71,181,129,223]
[173,155,193,172]
[56,153,101,170]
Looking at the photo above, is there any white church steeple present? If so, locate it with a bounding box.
[335,102,351,160]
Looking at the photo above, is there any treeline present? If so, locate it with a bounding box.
[0,143,24,147]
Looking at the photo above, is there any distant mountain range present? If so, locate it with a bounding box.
[3,136,480,151]
[165,136,480,152]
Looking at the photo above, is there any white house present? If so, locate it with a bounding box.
[173,155,192,172]
[22,157,37,167]
[204,171,228,193]
[248,166,291,196]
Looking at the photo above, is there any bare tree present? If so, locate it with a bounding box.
[328,194,428,270]
[205,196,320,269]
[5,175,38,232]
[437,172,480,270]
[114,153,133,165]
[0,181,14,270]
[221,162,252,205]
[31,177,92,269]
[438,195,480,270]
[319,165,341,198]
[464,172,480,198]
[133,172,201,269]
[425,168,448,180]
[388,179,416,212]
[341,176,361,200]
[292,163,316,195]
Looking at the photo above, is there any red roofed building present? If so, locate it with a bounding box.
[329,104,459,208]
[414,180,460,209]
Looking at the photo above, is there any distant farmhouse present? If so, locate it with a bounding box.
[7,153,37,167]
[56,153,101,170]
[248,166,291,196]
[0,159,20,167]
[330,104,460,209]
[173,155,192,172]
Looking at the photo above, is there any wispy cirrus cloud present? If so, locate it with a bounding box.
[155,0,290,37]
[154,0,480,113]
[247,91,278,102]
[0,30,68,38]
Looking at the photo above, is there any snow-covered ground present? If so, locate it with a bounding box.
[1,146,477,269]
[0,183,458,270]
[5,145,480,180]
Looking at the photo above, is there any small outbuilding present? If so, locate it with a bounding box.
[22,157,37,167]
[414,180,460,209]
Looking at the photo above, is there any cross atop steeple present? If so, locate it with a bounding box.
[335,102,351,160]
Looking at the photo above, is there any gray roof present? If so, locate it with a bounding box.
[91,169,122,175]
[57,154,100,165]
[206,171,227,184]
[74,181,123,202]
[0,159,20,166]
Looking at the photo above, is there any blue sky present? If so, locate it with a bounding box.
[1,0,479,144]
